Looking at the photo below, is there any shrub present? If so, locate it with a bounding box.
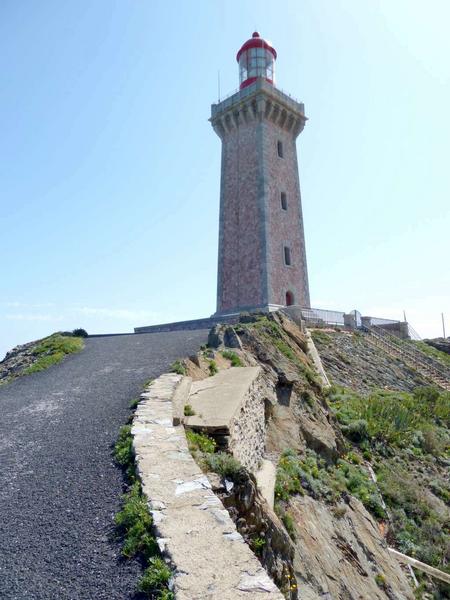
[301,390,315,408]
[114,425,133,466]
[186,430,216,454]
[342,420,369,443]
[203,452,242,479]
[275,449,386,518]
[221,350,243,367]
[208,360,218,376]
[281,511,296,540]
[251,536,266,553]
[170,360,186,375]
[183,404,195,417]
[115,482,157,559]
[138,557,171,595]
[275,450,305,501]
[374,573,386,589]
[72,328,88,337]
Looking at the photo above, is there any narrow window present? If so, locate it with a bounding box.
[284,246,291,266]
[280,191,287,210]
[277,140,284,158]
[286,291,294,306]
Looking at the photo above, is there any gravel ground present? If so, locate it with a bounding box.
[0,330,207,600]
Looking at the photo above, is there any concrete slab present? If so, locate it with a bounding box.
[256,459,277,509]
[184,367,261,430]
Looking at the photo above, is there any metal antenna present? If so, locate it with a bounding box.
[442,312,446,339]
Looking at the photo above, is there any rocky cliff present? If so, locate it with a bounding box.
[181,313,449,600]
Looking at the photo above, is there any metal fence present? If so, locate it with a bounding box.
[298,307,421,339]
[299,307,346,327]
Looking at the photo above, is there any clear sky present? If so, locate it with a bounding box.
[1,0,449,359]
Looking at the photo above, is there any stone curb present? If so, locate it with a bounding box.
[132,373,284,600]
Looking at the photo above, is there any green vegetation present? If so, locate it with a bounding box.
[374,573,386,589]
[114,425,136,481]
[250,536,266,553]
[275,448,386,519]
[170,360,186,375]
[138,557,172,596]
[115,481,157,559]
[129,397,140,410]
[328,385,450,447]
[72,328,88,338]
[208,360,218,376]
[410,340,450,368]
[24,334,84,374]
[310,330,332,345]
[203,452,242,480]
[280,511,296,540]
[221,350,243,367]
[377,462,449,570]
[326,384,450,585]
[183,404,196,417]
[237,316,320,388]
[186,430,216,454]
[114,404,173,599]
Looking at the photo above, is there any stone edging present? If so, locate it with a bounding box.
[132,373,284,600]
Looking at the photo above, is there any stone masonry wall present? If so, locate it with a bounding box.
[228,374,267,472]
[264,121,310,308]
[218,121,264,312]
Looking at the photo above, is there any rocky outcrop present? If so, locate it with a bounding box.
[424,337,450,355]
[0,339,40,383]
[290,495,414,600]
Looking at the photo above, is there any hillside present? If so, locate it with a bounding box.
[178,313,449,599]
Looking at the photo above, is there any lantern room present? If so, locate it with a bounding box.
[236,32,277,90]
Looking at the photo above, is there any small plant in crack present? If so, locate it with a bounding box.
[184,404,196,417]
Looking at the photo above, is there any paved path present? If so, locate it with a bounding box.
[0,331,207,600]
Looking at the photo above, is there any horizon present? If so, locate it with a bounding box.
[1,0,449,360]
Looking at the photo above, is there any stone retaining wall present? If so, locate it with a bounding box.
[228,372,267,472]
[132,373,283,600]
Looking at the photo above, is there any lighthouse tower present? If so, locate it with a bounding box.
[211,32,310,315]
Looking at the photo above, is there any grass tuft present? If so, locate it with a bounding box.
[170,360,186,375]
[186,430,216,453]
[221,350,243,367]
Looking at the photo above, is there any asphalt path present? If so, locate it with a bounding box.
[0,330,208,600]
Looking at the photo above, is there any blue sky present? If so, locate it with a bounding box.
[1,0,449,359]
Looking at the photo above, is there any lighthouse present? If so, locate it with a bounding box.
[211,32,310,315]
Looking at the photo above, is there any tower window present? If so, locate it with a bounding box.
[284,246,292,266]
[277,140,284,158]
[280,192,287,210]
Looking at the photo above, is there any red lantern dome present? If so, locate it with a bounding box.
[236,32,277,90]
